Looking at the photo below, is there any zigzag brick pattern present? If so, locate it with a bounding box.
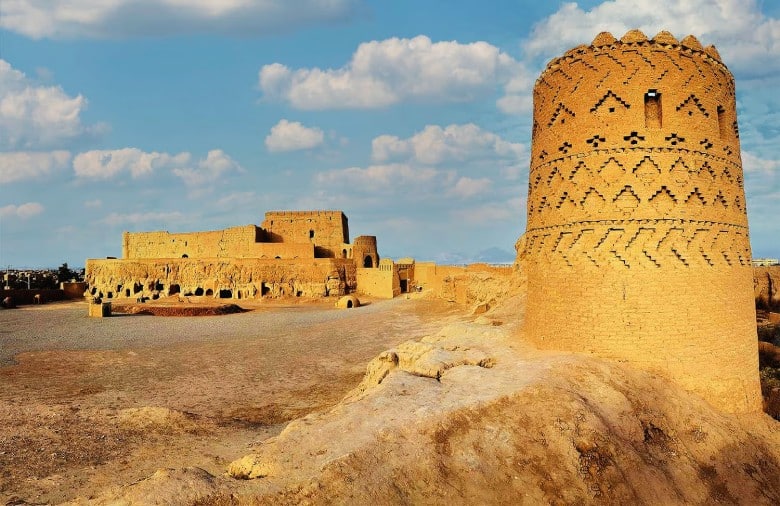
[517,30,761,413]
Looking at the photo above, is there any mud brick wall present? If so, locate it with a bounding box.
[123,225,264,259]
[517,30,760,413]
[86,258,356,300]
[261,211,349,258]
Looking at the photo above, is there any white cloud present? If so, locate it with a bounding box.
[0,150,71,184]
[1,0,361,39]
[73,148,191,179]
[316,163,444,193]
[71,147,242,185]
[0,59,103,149]
[371,123,525,167]
[84,199,102,208]
[259,35,526,109]
[449,177,492,198]
[523,0,780,77]
[0,202,44,219]
[172,149,243,186]
[265,119,325,152]
[743,151,780,177]
[99,211,185,226]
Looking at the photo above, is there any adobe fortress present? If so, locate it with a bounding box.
[517,30,761,412]
[86,210,404,301]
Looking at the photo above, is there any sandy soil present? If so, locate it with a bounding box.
[0,296,462,504]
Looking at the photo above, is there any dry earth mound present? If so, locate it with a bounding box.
[85,304,780,505]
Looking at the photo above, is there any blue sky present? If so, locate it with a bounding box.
[0,0,778,268]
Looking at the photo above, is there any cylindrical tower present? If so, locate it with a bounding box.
[352,236,379,268]
[517,30,760,412]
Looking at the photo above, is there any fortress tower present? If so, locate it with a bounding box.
[517,30,761,412]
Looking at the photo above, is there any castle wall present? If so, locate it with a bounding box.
[85,257,355,300]
[356,260,400,299]
[123,226,315,260]
[261,211,349,258]
[518,30,761,413]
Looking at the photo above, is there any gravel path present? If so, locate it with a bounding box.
[0,297,447,366]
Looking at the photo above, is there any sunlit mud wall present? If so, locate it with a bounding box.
[517,30,760,413]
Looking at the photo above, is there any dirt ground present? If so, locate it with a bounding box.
[0,296,463,504]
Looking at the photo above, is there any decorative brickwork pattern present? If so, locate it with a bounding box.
[517,30,761,413]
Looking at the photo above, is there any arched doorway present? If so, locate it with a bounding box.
[364,256,373,268]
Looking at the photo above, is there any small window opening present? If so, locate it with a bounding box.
[309,229,315,239]
[182,254,188,258]
[717,105,727,140]
[205,288,214,296]
[644,90,662,128]
[195,287,204,296]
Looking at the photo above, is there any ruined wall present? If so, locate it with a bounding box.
[123,226,316,260]
[414,263,513,305]
[352,236,379,268]
[86,258,355,300]
[356,260,400,299]
[261,211,349,258]
[755,266,780,311]
[517,30,760,413]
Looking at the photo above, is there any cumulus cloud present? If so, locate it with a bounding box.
[172,149,243,186]
[71,147,242,185]
[99,211,185,226]
[449,177,492,198]
[523,0,780,76]
[0,150,71,184]
[265,119,325,152]
[73,148,191,179]
[259,35,526,109]
[1,0,361,39]
[0,202,44,219]
[0,59,103,149]
[371,123,524,165]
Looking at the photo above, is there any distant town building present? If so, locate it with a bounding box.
[753,258,780,267]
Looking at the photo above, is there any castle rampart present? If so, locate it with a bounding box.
[517,30,760,413]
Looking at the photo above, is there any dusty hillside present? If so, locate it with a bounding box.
[84,276,780,505]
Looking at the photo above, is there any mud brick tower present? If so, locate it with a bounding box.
[517,30,761,412]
